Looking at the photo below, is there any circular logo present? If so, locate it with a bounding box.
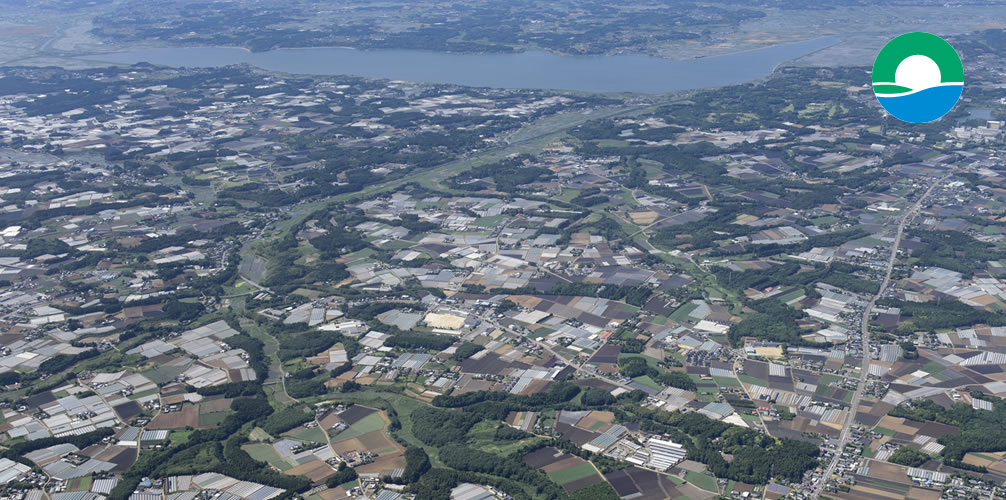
[872,32,964,123]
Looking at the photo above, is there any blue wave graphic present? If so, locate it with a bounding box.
[876,85,963,123]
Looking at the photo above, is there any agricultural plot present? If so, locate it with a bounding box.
[198,411,230,427]
[524,447,605,492]
[113,401,142,421]
[317,485,353,500]
[839,460,941,500]
[548,463,598,488]
[632,375,662,391]
[327,407,405,477]
[242,443,293,471]
[287,460,339,483]
[148,406,199,429]
[66,475,92,492]
[465,420,542,457]
[106,448,138,473]
[169,430,193,445]
[574,411,614,433]
[685,471,719,492]
[249,427,273,442]
[505,411,537,432]
[963,452,1000,469]
[668,302,699,323]
[712,376,740,387]
[142,362,191,385]
[245,438,340,482]
[331,413,386,443]
[737,373,770,387]
[815,385,853,405]
[193,399,234,428]
[604,466,712,500]
[198,398,233,413]
[284,425,327,444]
[336,405,377,426]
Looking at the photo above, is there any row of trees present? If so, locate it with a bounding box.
[878,298,1006,332]
[448,155,555,193]
[617,405,819,484]
[910,230,1005,278]
[437,444,567,499]
[889,397,1006,462]
[713,261,877,296]
[616,357,696,391]
[109,397,311,500]
[727,298,816,347]
[260,406,313,435]
[545,282,653,307]
[384,333,455,351]
[450,343,485,361]
[888,447,930,467]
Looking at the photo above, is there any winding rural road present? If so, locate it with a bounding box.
[810,174,949,498]
[516,324,636,393]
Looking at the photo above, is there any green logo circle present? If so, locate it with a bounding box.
[872,32,964,123]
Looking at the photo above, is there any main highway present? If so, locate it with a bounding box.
[809,174,950,498]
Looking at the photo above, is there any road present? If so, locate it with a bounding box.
[508,319,636,392]
[234,101,658,294]
[537,340,636,392]
[368,102,657,198]
[239,316,295,405]
[260,327,297,406]
[239,276,270,293]
[809,174,949,498]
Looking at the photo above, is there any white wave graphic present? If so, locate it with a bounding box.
[873,81,964,97]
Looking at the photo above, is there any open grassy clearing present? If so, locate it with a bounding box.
[685,471,720,492]
[243,443,292,471]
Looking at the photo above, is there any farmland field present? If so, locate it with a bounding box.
[142,364,190,384]
[686,471,720,492]
[331,412,387,442]
[548,462,597,485]
[198,411,231,427]
[243,443,293,471]
[285,425,327,443]
[148,406,199,429]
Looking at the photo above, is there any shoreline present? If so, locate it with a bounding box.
[73,35,841,65]
[13,37,844,96]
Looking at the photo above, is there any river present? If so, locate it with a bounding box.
[78,37,839,94]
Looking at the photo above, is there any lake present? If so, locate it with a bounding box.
[78,37,839,94]
[958,107,994,123]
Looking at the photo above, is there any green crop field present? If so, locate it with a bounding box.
[686,471,719,492]
[67,475,92,491]
[243,443,292,471]
[332,412,386,442]
[547,462,597,485]
[619,354,662,370]
[170,430,193,445]
[668,302,699,322]
[285,426,327,443]
[198,412,230,427]
[737,373,769,387]
[632,375,662,391]
[473,215,504,227]
[143,364,189,385]
[921,361,945,374]
[712,376,740,387]
[249,427,273,441]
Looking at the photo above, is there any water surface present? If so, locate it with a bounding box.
[79,37,839,94]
